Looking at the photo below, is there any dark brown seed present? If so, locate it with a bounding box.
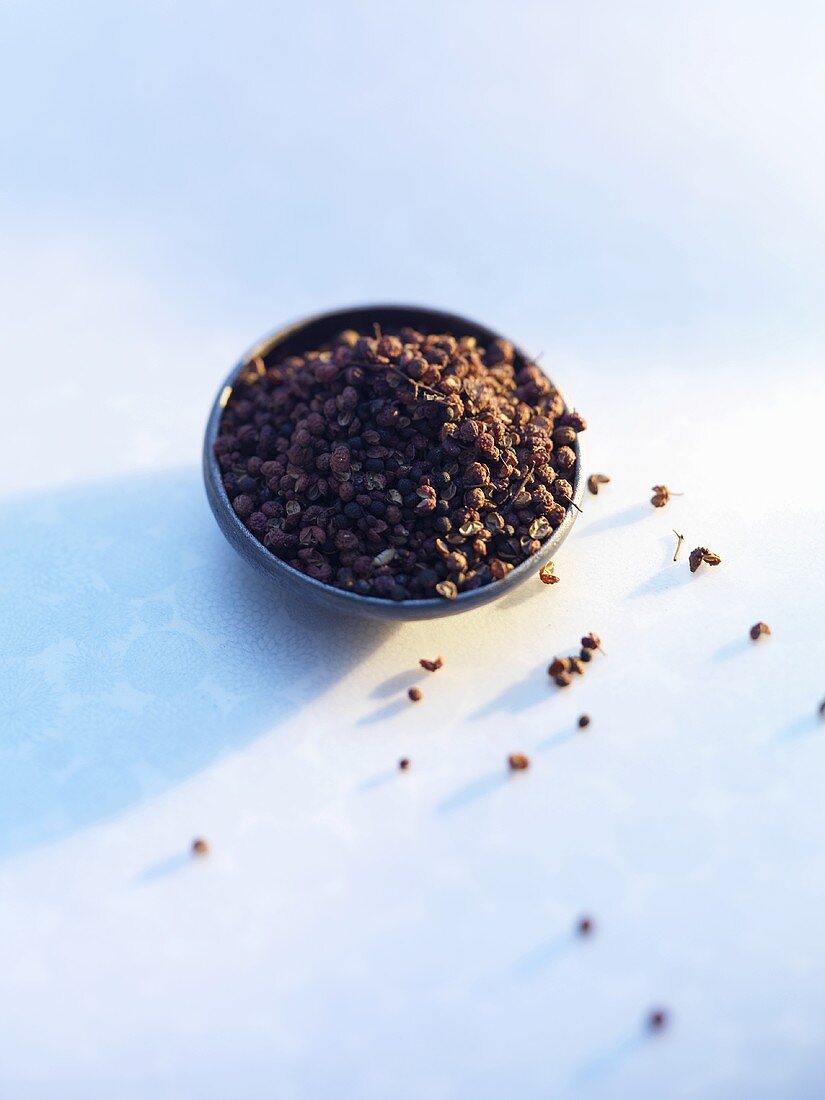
[750,622,771,640]
[539,561,560,585]
[578,714,590,728]
[508,753,530,771]
[579,648,592,663]
[399,758,411,770]
[419,656,444,672]
[408,687,422,702]
[647,1009,669,1032]
[191,838,209,857]
[548,657,570,677]
[581,632,603,652]
[577,915,594,935]
[569,658,585,675]
[435,580,458,600]
[554,673,573,688]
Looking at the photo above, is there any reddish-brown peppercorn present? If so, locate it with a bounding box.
[191,838,209,857]
[689,546,722,573]
[554,672,573,688]
[578,714,591,728]
[508,753,530,771]
[408,687,422,702]
[581,632,603,652]
[419,656,444,672]
[577,915,594,935]
[548,657,570,677]
[750,622,771,640]
[648,1009,669,1032]
[587,473,610,495]
[399,758,411,770]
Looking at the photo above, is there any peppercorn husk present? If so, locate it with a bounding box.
[750,622,771,640]
[587,473,610,496]
[408,687,422,702]
[539,561,560,585]
[419,656,443,672]
[689,546,722,573]
[650,484,671,507]
[508,753,530,771]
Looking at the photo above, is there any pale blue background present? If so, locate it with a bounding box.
[1,3,825,1098]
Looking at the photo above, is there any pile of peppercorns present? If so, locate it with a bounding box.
[215,327,584,601]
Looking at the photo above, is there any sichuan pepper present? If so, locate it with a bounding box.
[215,327,585,601]
[689,547,722,573]
[750,622,771,640]
[587,473,610,495]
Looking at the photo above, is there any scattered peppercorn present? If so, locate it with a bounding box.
[650,485,682,508]
[408,687,422,702]
[750,622,771,640]
[689,546,722,573]
[578,648,592,663]
[581,632,603,653]
[399,757,411,770]
[587,473,610,495]
[578,714,590,728]
[554,672,573,688]
[539,560,560,585]
[548,657,570,678]
[191,838,209,857]
[577,915,594,935]
[672,529,684,562]
[215,325,585,601]
[419,656,443,672]
[647,1009,669,1032]
[508,753,530,770]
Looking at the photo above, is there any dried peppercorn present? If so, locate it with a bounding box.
[578,714,591,728]
[419,656,443,672]
[508,753,530,770]
[578,648,592,663]
[399,758,411,770]
[577,915,594,935]
[650,485,682,508]
[539,561,560,585]
[581,632,603,653]
[647,1009,669,1032]
[191,838,209,857]
[216,325,585,601]
[689,547,722,573]
[548,657,570,678]
[750,622,771,640]
[554,672,573,688]
[408,687,422,702]
[587,473,610,495]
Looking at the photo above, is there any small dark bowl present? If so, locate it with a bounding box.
[203,304,584,621]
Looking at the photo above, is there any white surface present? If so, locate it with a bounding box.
[1,3,825,1098]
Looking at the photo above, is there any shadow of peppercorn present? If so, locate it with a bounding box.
[627,563,695,600]
[579,502,650,538]
[470,660,554,718]
[0,470,392,860]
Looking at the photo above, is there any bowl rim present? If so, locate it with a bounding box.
[203,303,584,614]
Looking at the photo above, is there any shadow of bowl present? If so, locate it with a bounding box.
[203,304,584,621]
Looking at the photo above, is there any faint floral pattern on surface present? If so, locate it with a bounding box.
[0,470,389,857]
